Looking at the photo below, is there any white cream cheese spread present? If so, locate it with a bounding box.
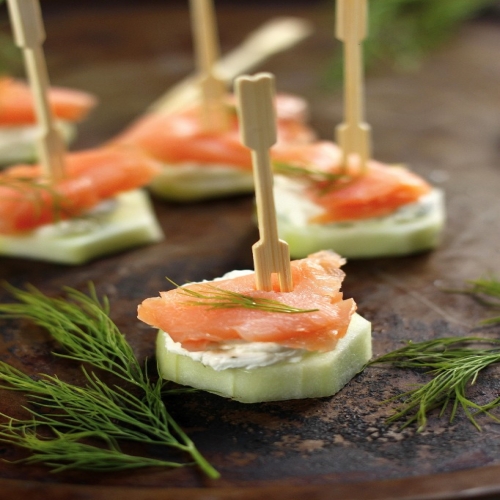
[163,332,306,371]
[36,198,118,237]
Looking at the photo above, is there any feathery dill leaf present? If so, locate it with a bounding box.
[370,275,500,431]
[371,337,500,431]
[442,276,500,325]
[0,424,183,472]
[171,279,319,314]
[0,176,69,222]
[0,284,219,478]
[273,161,350,188]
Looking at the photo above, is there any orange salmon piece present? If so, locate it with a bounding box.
[138,251,356,352]
[113,94,315,170]
[61,148,162,199]
[0,177,98,233]
[272,141,432,222]
[0,147,161,233]
[310,163,432,222]
[0,77,97,126]
[116,110,251,168]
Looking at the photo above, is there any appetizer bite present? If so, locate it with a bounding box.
[272,141,445,259]
[111,94,314,201]
[0,77,96,165]
[0,146,164,264]
[271,0,444,259]
[138,73,371,403]
[139,251,371,403]
[111,0,314,202]
[0,0,162,264]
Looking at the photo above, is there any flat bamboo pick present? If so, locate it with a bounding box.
[150,16,312,114]
[335,0,371,173]
[6,0,65,180]
[236,73,292,293]
[190,0,227,132]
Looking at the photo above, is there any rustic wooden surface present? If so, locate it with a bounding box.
[1,2,500,499]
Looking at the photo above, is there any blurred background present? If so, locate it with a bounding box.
[1,0,500,80]
[0,0,498,152]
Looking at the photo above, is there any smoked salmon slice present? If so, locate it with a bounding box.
[138,250,356,352]
[272,141,432,222]
[0,77,97,125]
[112,94,315,170]
[0,146,161,233]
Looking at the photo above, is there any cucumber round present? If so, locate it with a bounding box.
[275,184,445,259]
[0,121,76,166]
[0,189,163,265]
[148,163,254,202]
[156,313,372,403]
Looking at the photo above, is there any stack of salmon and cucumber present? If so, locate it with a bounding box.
[0,2,444,405]
[128,69,443,403]
[0,77,163,264]
[0,81,443,265]
[120,10,445,399]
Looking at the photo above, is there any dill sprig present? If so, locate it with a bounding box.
[442,276,500,325]
[273,161,351,191]
[173,280,319,314]
[371,337,500,431]
[0,176,68,222]
[369,275,500,432]
[0,284,219,478]
[0,424,182,473]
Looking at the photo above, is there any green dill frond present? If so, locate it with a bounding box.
[463,277,500,319]
[0,176,69,222]
[273,161,351,193]
[0,425,183,472]
[170,279,319,314]
[0,284,219,478]
[371,337,500,431]
[370,276,500,431]
[441,276,500,324]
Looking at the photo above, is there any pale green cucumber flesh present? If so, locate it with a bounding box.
[0,189,163,265]
[148,164,254,201]
[0,121,76,166]
[156,313,372,403]
[277,189,445,259]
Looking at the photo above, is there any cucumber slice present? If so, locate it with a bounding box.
[0,121,75,166]
[0,189,163,265]
[275,183,445,259]
[148,163,254,201]
[156,313,372,403]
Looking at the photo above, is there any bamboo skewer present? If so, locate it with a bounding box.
[190,0,227,132]
[335,0,371,172]
[236,73,292,293]
[150,16,312,114]
[7,0,65,180]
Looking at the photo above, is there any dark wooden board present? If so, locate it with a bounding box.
[1,3,500,499]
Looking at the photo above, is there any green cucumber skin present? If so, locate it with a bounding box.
[0,189,163,265]
[148,165,254,202]
[156,313,372,403]
[278,189,445,259]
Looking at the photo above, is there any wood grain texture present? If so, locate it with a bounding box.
[1,3,500,499]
